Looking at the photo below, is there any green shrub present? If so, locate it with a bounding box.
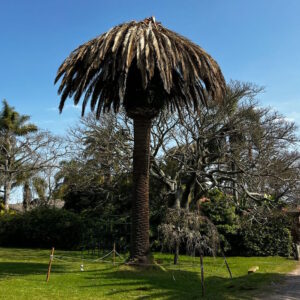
[199,190,292,257]
[0,207,131,250]
[239,211,292,257]
[0,207,83,249]
[199,189,240,253]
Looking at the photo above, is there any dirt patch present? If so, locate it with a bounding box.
[254,263,300,300]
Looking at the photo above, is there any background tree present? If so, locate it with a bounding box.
[22,178,32,211]
[150,82,300,212]
[55,17,226,263]
[0,100,37,210]
[52,81,299,258]
[0,100,66,211]
[159,208,219,264]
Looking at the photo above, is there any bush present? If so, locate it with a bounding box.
[199,189,240,253]
[0,207,131,251]
[199,189,292,257]
[0,207,83,249]
[238,211,292,257]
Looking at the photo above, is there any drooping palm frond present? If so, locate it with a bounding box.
[55,17,226,119]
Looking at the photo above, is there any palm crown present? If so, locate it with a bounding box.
[55,17,225,119]
[0,100,37,136]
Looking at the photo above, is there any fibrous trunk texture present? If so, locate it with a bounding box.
[130,117,151,263]
[23,181,32,211]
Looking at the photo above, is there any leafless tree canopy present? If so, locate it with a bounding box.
[61,83,300,210]
[0,131,66,206]
[150,82,300,209]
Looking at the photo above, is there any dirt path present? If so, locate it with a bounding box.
[254,263,300,300]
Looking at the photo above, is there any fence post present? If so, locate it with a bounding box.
[223,253,233,279]
[46,247,55,282]
[200,254,204,297]
[296,244,300,261]
[113,242,116,266]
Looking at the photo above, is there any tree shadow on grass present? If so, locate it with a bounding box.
[80,266,287,300]
[0,262,66,279]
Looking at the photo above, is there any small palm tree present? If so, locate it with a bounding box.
[55,17,226,263]
[0,100,37,210]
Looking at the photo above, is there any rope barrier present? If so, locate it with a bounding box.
[92,250,114,261]
[53,255,124,264]
[114,250,124,260]
[51,251,283,271]
[52,254,229,270]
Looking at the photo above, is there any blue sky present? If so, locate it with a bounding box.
[1,0,300,135]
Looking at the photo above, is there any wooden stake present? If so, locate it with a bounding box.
[200,254,204,297]
[222,252,233,279]
[46,247,55,282]
[113,242,116,266]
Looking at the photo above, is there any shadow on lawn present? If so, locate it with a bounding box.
[0,262,66,279]
[80,267,286,300]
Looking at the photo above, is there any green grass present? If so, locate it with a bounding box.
[0,247,297,299]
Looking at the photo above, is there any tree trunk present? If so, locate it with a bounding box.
[23,181,32,211]
[173,189,181,265]
[3,139,12,212]
[4,179,11,211]
[174,186,182,209]
[130,117,151,263]
[182,175,195,210]
[231,161,239,203]
[174,242,179,265]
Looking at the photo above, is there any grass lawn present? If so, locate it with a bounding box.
[0,247,297,300]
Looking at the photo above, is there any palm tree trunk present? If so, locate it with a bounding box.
[130,117,151,263]
[23,181,32,211]
[173,186,181,264]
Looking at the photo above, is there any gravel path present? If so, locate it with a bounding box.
[254,263,300,300]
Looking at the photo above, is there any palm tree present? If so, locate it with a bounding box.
[55,17,226,263]
[0,100,37,211]
[23,179,32,211]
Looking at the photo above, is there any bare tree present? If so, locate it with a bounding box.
[61,83,299,214]
[0,130,66,210]
[150,81,300,211]
[56,112,133,194]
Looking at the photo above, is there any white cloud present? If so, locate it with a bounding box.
[47,104,80,112]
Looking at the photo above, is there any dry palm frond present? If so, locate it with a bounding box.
[55,17,226,119]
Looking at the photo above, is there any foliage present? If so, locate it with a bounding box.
[195,189,293,257]
[32,177,48,202]
[55,17,225,120]
[54,15,228,261]
[0,100,65,210]
[1,82,298,257]
[150,82,300,210]
[0,206,133,251]
[0,99,37,135]
[54,113,132,203]
[0,203,15,216]
[0,207,82,249]
[0,99,37,209]
[159,208,219,255]
[61,170,133,218]
[238,211,292,257]
[199,189,240,253]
